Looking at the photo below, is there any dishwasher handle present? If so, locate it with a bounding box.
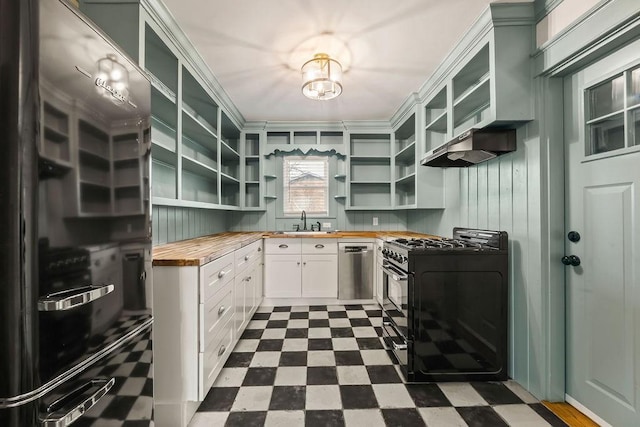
[339,243,374,254]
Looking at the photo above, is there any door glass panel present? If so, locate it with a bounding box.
[630,67,640,108]
[588,114,624,154]
[589,75,624,119]
[632,109,640,147]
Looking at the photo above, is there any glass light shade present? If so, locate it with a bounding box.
[301,53,342,100]
[95,53,129,104]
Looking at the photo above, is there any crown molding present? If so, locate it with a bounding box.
[533,0,640,76]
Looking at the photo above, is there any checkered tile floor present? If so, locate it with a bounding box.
[190,304,566,427]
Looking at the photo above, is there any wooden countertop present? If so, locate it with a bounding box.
[153,230,439,266]
[153,232,266,266]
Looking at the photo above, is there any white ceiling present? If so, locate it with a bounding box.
[161,0,532,123]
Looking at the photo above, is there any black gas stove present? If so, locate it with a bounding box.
[381,228,509,382]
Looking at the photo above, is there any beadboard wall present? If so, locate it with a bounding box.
[152,205,229,245]
[407,123,550,399]
[229,210,408,233]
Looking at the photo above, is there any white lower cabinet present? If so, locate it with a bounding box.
[264,254,302,297]
[264,238,338,298]
[153,239,263,427]
[301,254,338,298]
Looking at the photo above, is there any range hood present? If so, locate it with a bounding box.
[421,128,516,167]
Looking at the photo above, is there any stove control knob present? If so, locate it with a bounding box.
[400,256,407,263]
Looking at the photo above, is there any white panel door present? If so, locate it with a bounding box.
[563,51,640,426]
[301,254,338,298]
[264,254,302,297]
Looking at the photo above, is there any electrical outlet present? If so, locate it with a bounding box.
[127,223,132,233]
[322,222,331,229]
[373,217,378,226]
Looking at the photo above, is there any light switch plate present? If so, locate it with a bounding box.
[373,217,379,226]
[322,222,332,229]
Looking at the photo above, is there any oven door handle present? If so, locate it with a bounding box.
[40,377,114,427]
[382,265,408,281]
[38,284,115,312]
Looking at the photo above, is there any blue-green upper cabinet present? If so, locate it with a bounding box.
[80,0,245,211]
[417,2,535,150]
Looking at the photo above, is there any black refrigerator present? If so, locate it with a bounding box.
[0,0,153,425]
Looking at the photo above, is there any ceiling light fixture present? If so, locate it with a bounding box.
[301,53,342,100]
[95,53,129,104]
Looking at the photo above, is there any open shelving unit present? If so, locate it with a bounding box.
[394,114,416,208]
[452,45,491,136]
[243,133,262,209]
[348,133,392,210]
[265,129,345,154]
[424,87,448,151]
[41,100,72,167]
[140,21,245,210]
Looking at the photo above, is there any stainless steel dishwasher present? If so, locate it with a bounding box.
[338,243,374,299]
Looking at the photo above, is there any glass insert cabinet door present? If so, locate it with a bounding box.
[586,64,640,155]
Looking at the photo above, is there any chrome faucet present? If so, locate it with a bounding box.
[301,210,307,230]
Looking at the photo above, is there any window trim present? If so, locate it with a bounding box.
[282,155,330,217]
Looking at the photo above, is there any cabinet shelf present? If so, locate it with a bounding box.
[350,180,391,184]
[425,111,448,132]
[221,141,240,158]
[395,141,416,163]
[220,172,239,184]
[395,172,416,186]
[453,72,490,107]
[182,155,218,177]
[80,180,110,190]
[152,142,177,165]
[151,116,177,153]
[44,126,69,143]
[79,149,110,165]
[182,108,218,141]
[147,71,176,102]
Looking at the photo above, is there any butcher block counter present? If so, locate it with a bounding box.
[153,230,438,266]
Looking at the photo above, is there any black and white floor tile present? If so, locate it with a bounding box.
[190,305,566,427]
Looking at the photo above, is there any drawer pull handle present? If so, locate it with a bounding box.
[315,244,325,249]
[218,270,226,278]
[218,345,226,356]
[218,306,225,316]
[258,247,262,252]
[244,255,250,261]
[244,276,252,282]
[279,244,288,249]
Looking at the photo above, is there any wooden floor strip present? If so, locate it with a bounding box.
[542,401,600,427]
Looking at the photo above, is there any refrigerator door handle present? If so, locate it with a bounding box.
[38,284,115,312]
[40,377,115,427]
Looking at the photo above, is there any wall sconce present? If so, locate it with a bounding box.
[301,53,342,100]
[95,53,129,104]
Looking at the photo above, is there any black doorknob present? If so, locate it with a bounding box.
[567,231,581,242]
[561,255,581,266]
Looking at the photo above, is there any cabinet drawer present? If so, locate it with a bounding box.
[200,252,234,302]
[235,239,262,274]
[264,238,301,254]
[200,317,233,396]
[301,238,337,254]
[201,282,234,351]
